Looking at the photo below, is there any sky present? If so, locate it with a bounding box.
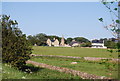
[2,2,117,40]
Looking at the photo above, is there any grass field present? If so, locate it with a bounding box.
[31,56,118,79]
[0,63,2,80]
[2,46,118,79]
[32,46,118,58]
[2,63,81,79]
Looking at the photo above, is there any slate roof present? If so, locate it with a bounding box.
[69,41,79,46]
[92,40,103,43]
[51,40,55,42]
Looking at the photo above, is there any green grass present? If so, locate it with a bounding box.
[30,56,118,79]
[32,46,118,58]
[0,63,2,80]
[2,63,81,79]
[2,46,118,79]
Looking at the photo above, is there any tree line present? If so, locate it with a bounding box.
[27,34,91,47]
[27,34,118,48]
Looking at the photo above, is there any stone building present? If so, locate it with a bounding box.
[46,39,52,46]
[53,39,59,46]
[46,36,65,47]
[60,35,65,46]
[46,38,59,47]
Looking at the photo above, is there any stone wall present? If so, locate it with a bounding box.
[30,54,120,62]
[26,60,112,79]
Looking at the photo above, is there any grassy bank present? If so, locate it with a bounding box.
[32,46,118,58]
[30,56,118,79]
[2,63,81,79]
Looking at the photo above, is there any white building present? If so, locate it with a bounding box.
[91,40,107,49]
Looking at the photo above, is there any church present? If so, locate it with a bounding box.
[46,36,65,47]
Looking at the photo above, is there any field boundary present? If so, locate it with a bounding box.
[30,54,120,62]
[26,60,112,79]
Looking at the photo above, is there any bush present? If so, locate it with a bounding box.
[1,15,32,69]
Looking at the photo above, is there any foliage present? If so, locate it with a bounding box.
[105,40,117,48]
[99,0,120,57]
[66,38,73,44]
[99,38,118,48]
[80,42,91,47]
[2,15,32,69]
[74,37,91,47]
[27,33,48,46]
[0,17,2,64]
[99,0,120,38]
[27,35,38,45]
[27,34,91,46]
[36,33,47,45]
[74,37,90,43]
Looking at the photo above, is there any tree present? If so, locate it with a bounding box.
[81,42,91,47]
[99,0,120,46]
[66,38,73,44]
[27,35,38,45]
[105,40,117,48]
[99,0,120,38]
[35,33,48,46]
[98,1,120,72]
[73,37,91,47]
[99,0,120,52]
[74,37,90,43]
[2,15,32,69]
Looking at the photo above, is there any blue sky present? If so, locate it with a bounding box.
[2,2,116,40]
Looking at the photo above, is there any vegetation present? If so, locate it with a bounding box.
[27,34,61,46]
[27,33,91,47]
[32,46,118,58]
[66,37,73,44]
[2,15,32,69]
[99,1,120,73]
[99,0,120,52]
[31,56,118,79]
[105,40,117,49]
[99,0,120,38]
[2,63,81,79]
[27,33,118,48]
[27,33,48,46]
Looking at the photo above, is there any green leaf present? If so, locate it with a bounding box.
[114,8,117,11]
[99,18,103,22]
[116,20,120,23]
[110,1,114,4]
[103,2,107,5]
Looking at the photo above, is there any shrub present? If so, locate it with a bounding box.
[1,15,32,69]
